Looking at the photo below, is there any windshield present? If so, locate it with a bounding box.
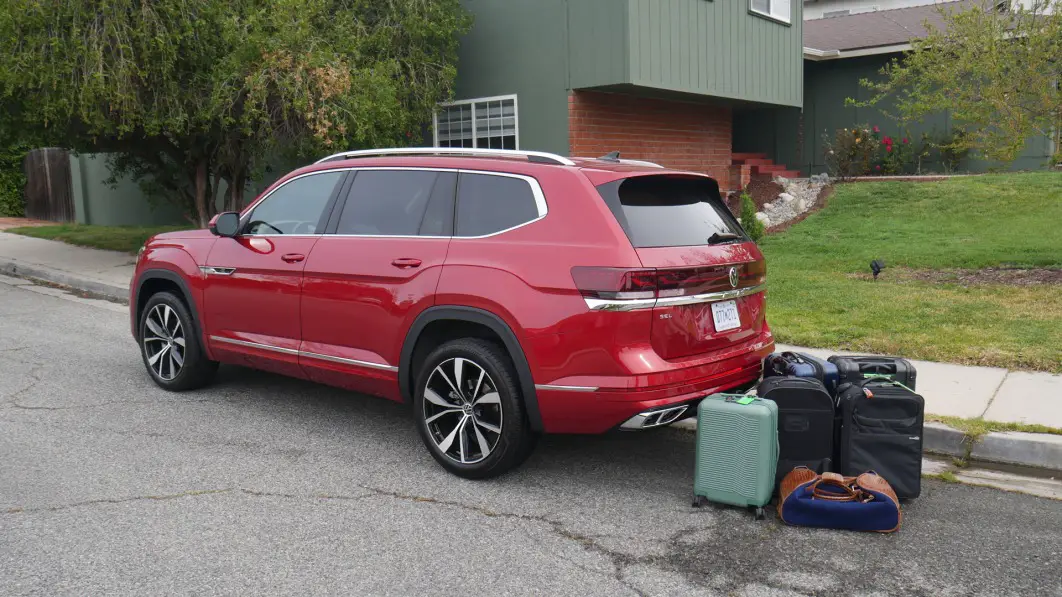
[594,175,747,248]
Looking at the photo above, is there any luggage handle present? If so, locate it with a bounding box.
[859,374,916,393]
[858,362,897,375]
[810,474,866,502]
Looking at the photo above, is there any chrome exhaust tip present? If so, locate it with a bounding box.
[620,405,689,430]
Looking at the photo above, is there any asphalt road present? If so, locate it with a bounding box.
[1,275,1060,597]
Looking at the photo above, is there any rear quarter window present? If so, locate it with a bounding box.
[455,173,542,237]
[595,175,746,248]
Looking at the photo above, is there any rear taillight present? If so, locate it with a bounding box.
[572,260,766,302]
[570,267,656,300]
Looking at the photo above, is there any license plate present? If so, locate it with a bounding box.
[711,300,741,332]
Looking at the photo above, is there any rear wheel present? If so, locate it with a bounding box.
[139,291,218,391]
[414,339,536,479]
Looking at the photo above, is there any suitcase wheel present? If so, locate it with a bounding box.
[750,506,766,520]
[692,495,707,508]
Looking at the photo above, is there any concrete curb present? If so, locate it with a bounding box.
[673,418,1061,473]
[0,259,129,303]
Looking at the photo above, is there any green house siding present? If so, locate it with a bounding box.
[452,0,805,155]
[625,0,802,107]
[735,54,1054,175]
[451,0,572,155]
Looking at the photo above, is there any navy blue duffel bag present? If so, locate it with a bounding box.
[777,467,902,533]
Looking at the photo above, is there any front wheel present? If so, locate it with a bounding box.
[139,291,218,391]
[413,339,537,479]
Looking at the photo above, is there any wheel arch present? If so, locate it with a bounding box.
[133,269,208,355]
[400,306,543,432]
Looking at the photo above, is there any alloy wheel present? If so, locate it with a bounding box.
[142,304,186,381]
[422,357,504,464]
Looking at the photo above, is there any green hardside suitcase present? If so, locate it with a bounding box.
[692,394,779,519]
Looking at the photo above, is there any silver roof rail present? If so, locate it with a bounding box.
[574,156,665,169]
[314,147,576,166]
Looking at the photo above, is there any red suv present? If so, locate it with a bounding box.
[131,148,773,478]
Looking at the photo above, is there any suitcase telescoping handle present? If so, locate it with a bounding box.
[850,375,916,397]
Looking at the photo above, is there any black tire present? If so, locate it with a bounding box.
[138,291,218,391]
[413,338,537,479]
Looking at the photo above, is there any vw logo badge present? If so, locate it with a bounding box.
[728,267,739,289]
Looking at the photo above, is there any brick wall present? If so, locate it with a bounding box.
[568,91,734,190]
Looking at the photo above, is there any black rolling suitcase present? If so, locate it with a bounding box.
[756,377,835,488]
[763,352,841,396]
[828,355,917,390]
[836,379,925,499]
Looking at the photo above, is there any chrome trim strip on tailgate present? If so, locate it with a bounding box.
[583,284,766,312]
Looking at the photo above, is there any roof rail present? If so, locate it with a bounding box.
[313,147,576,166]
[579,151,665,169]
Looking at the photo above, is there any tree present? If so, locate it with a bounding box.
[0,0,470,226]
[856,0,1062,165]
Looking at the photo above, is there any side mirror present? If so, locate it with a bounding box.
[210,212,241,238]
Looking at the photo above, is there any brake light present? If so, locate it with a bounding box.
[570,267,656,300]
[572,260,766,302]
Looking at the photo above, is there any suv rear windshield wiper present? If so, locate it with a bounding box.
[706,232,743,245]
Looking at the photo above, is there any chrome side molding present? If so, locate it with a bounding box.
[209,336,398,372]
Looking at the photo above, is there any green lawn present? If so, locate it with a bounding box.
[761,172,1062,372]
[5,224,190,254]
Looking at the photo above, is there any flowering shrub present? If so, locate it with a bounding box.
[822,125,880,181]
[823,124,925,178]
[881,135,913,175]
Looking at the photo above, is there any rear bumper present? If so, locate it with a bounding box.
[535,335,773,434]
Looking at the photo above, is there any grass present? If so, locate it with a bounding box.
[5,224,189,254]
[761,172,1062,372]
[928,415,1062,439]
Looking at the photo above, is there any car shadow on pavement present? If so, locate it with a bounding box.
[204,363,697,497]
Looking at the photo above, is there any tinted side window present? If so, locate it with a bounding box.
[245,171,344,235]
[456,173,540,237]
[336,170,455,236]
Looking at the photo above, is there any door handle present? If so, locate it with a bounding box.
[391,258,422,269]
[281,253,306,263]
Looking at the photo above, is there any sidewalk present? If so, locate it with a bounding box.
[0,230,133,301]
[1,230,1060,471]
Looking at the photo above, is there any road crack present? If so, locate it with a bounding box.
[356,485,648,595]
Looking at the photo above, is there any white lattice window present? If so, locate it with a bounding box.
[434,95,518,150]
[751,0,791,23]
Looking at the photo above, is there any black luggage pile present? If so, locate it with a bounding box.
[759,351,924,500]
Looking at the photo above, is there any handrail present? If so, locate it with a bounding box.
[313,147,576,166]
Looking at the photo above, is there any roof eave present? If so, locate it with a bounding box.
[803,42,913,61]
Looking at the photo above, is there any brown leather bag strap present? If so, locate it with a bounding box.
[810,477,861,502]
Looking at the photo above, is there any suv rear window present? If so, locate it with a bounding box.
[595,175,746,248]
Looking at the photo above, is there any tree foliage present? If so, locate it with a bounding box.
[0,0,471,225]
[856,0,1062,165]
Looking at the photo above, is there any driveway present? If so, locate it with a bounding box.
[1,276,1060,596]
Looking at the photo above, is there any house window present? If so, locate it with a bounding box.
[434,95,518,150]
[751,0,791,23]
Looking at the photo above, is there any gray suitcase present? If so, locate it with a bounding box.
[692,393,779,519]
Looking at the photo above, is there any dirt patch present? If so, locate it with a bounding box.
[724,177,786,216]
[850,267,1062,286]
[745,177,784,210]
[766,184,834,234]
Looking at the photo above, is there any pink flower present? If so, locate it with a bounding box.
[902,138,909,144]
[875,165,881,170]
[883,136,893,145]
[886,145,893,153]
[873,125,880,133]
